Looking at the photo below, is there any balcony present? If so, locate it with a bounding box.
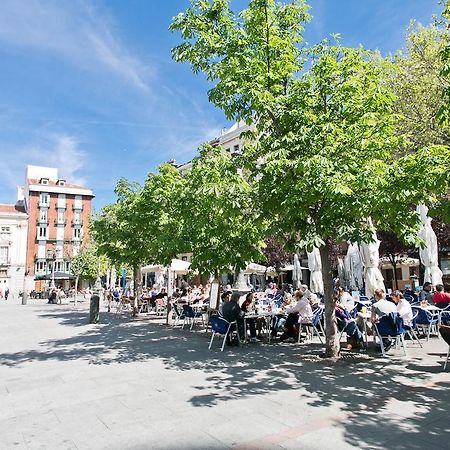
[54,219,67,226]
[56,203,67,210]
[38,202,50,208]
[0,258,11,266]
[71,218,83,226]
[36,218,49,225]
[72,204,84,211]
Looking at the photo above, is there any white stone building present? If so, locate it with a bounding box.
[0,194,28,299]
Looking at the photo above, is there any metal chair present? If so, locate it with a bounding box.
[438,325,450,370]
[404,309,423,348]
[298,308,324,343]
[374,313,408,357]
[208,315,240,351]
[182,305,205,330]
[412,307,440,341]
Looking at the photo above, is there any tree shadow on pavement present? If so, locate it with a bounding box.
[1,306,449,449]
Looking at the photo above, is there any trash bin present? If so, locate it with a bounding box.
[89,294,100,324]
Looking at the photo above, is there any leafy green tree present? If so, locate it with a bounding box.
[180,144,266,277]
[438,0,450,125]
[171,0,450,358]
[391,19,450,152]
[91,179,147,313]
[70,240,108,306]
[92,166,186,309]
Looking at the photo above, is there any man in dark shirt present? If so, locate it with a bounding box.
[221,292,245,343]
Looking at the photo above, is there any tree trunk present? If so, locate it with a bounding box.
[132,265,141,317]
[320,240,339,359]
[74,276,79,307]
[389,255,399,291]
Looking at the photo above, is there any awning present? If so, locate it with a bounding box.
[34,271,75,281]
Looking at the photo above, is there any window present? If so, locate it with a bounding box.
[38,227,47,239]
[40,210,48,223]
[57,211,65,224]
[36,261,46,272]
[40,178,49,185]
[73,211,81,224]
[57,180,66,186]
[65,261,71,272]
[55,261,64,272]
[73,228,81,239]
[0,246,9,264]
[225,148,231,153]
[0,269,7,277]
[233,144,240,152]
[40,193,49,206]
[0,226,10,233]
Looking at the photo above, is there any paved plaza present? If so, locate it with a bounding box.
[1,298,449,450]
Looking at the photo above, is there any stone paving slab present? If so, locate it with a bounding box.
[0,298,449,449]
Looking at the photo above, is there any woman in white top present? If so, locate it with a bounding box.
[392,290,413,327]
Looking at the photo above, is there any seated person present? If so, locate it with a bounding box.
[270,293,293,336]
[371,288,397,351]
[221,292,245,344]
[218,291,232,315]
[419,282,433,303]
[432,284,450,308]
[279,285,313,341]
[309,293,320,311]
[335,300,364,349]
[241,292,258,342]
[337,287,354,312]
[391,290,412,327]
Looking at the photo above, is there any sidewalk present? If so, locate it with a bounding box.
[0,298,449,449]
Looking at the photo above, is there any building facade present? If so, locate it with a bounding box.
[0,200,28,299]
[23,166,94,292]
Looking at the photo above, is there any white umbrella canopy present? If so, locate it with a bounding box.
[345,242,364,292]
[417,204,443,286]
[293,253,303,289]
[337,257,346,288]
[307,247,324,294]
[359,229,385,299]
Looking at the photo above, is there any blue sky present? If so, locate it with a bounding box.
[0,0,442,209]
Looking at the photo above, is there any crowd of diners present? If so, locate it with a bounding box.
[109,278,450,351]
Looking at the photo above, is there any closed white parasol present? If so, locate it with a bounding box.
[307,247,324,294]
[417,204,443,286]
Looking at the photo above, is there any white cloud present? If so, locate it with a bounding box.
[2,134,88,194]
[0,0,152,92]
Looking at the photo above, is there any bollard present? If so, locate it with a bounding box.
[22,290,28,305]
[89,294,100,324]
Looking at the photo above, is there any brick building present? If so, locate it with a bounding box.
[23,166,95,292]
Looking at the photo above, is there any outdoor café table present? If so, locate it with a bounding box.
[416,304,443,326]
[244,311,277,343]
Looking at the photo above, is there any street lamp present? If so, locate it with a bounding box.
[47,248,56,290]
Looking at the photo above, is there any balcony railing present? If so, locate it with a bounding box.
[72,204,84,211]
[71,219,83,226]
[0,258,10,266]
[56,203,67,210]
[54,219,67,226]
[36,218,49,225]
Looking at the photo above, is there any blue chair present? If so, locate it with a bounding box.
[375,313,408,357]
[404,309,423,348]
[439,326,450,370]
[413,307,440,341]
[297,308,324,343]
[404,293,415,304]
[172,303,185,327]
[438,305,450,324]
[182,305,205,330]
[208,315,240,351]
